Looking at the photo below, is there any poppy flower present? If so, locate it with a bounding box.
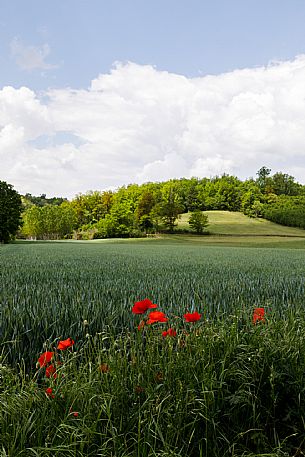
[162,328,177,337]
[252,307,265,325]
[57,337,74,350]
[45,387,55,398]
[147,311,168,324]
[38,351,54,368]
[184,312,202,323]
[132,298,158,314]
[45,364,57,379]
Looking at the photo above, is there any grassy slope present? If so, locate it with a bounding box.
[178,210,305,236]
[174,210,305,249]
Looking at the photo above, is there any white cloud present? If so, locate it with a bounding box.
[1,57,305,197]
[10,37,57,71]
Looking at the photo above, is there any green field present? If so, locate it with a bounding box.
[2,239,305,363]
[176,210,305,248]
[179,210,305,235]
[1,238,305,456]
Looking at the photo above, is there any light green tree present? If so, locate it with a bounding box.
[188,211,209,234]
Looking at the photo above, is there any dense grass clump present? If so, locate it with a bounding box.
[0,240,305,455]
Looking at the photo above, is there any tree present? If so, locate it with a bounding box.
[0,181,23,243]
[188,211,209,234]
[256,166,272,193]
[135,190,155,232]
[271,172,301,196]
[21,202,77,239]
[158,182,184,232]
[241,183,263,217]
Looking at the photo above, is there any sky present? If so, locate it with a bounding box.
[1,0,305,197]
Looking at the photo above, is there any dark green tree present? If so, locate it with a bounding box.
[0,181,23,243]
[256,166,272,193]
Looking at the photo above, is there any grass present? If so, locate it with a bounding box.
[178,210,305,236]
[1,238,305,456]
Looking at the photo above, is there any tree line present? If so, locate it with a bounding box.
[1,167,304,242]
[17,167,305,240]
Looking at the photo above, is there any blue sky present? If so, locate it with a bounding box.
[1,1,305,196]
[2,0,305,89]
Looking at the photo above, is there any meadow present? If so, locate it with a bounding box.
[1,237,305,456]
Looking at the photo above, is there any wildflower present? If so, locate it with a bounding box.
[45,364,57,379]
[162,328,177,337]
[184,312,201,323]
[132,298,158,314]
[45,387,55,398]
[147,311,168,324]
[57,337,74,350]
[252,307,265,325]
[99,363,110,373]
[38,351,54,368]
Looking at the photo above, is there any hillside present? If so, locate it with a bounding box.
[178,210,305,236]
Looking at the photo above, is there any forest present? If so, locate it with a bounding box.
[20,167,305,239]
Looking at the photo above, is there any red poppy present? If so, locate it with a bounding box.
[184,312,202,323]
[252,307,265,325]
[147,311,168,324]
[45,364,57,379]
[45,387,55,398]
[162,328,177,337]
[57,337,74,350]
[38,351,54,368]
[132,298,158,314]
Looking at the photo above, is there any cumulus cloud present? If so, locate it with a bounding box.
[1,57,305,197]
[10,37,57,71]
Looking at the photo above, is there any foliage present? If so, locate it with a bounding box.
[241,183,264,217]
[256,166,272,192]
[188,210,209,233]
[23,193,67,207]
[262,196,305,228]
[21,202,77,239]
[19,167,305,240]
[0,180,23,243]
[158,182,184,232]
